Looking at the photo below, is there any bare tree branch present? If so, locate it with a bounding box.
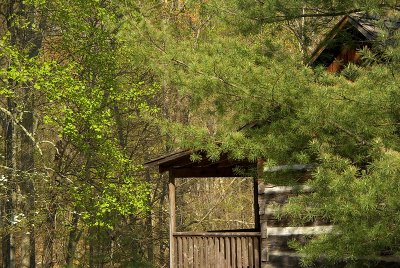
[0,106,43,155]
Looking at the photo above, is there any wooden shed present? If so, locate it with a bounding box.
[145,150,319,268]
[145,150,261,267]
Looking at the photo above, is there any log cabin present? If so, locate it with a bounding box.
[145,13,400,268]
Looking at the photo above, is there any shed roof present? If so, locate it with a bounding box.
[144,150,255,178]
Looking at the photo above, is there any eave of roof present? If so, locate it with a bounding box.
[145,149,256,177]
[144,150,192,168]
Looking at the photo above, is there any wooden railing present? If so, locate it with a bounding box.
[172,232,260,268]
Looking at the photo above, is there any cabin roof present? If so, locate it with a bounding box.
[308,13,400,66]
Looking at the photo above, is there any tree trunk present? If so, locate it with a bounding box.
[88,227,95,268]
[2,97,17,268]
[2,2,18,266]
[20,89,36,268]
[4,0,44,266]
[145,169,154,263]
[65,211,80,267]
[158,175,168,265]
[42,201,57,268]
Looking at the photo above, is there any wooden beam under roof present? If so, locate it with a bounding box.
[170,167,244,178]
[146,149,255,175]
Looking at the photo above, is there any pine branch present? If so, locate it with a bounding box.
[328,120,366,144]
[254,9,362,23]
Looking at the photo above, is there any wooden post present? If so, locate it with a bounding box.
[254,158,264,231]
[255,158,264,267]
[169,172,176,268]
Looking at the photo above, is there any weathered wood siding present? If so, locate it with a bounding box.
[326,47,361,73]
[258,184,400,268]
[258,184,332,268]
[173,232,260,267]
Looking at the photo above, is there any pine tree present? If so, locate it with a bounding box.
[156,1,400,266]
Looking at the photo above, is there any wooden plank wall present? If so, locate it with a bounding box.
[173,232,260,267]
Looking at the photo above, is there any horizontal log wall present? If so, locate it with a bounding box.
[258,184,332,268]
[258,184,400,267]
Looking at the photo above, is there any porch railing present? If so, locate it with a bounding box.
[172,232,260,268]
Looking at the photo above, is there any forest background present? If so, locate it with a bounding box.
[0,0,399,267]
